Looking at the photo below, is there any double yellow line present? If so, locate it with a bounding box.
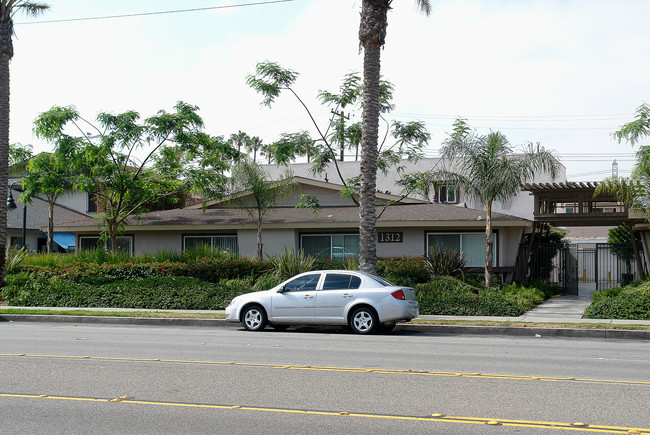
[1,393,648,434]
[2,353,649,386]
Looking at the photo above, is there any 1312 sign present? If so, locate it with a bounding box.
[378,232,403,243]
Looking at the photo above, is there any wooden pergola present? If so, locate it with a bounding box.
[521,181,628,227]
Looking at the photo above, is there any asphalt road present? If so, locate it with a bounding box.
[1,322,649,434]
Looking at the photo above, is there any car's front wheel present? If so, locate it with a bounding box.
[349,307,378,334]
[241,305,267,331]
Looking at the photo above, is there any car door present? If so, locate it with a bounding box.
[270,273,321,322]
[313,273,362,323]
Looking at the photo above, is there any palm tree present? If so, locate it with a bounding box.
[228,159,293,258]
[0,1,49,280]
[431,118,560,287]
[228,131,250,157]
[357,0,431,274]
[245,136,263,163]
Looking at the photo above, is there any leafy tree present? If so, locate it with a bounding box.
[612,103,650,146]
[34,102,239,252]
[247,62,431,269]
[9,142,32,171]
[403,118,560,287]
[595,104,650,279]
[227,159,293,258]
[357,0,431,274]
[20,143,80,252]
[597,103,650,217]
[0,1,49,280]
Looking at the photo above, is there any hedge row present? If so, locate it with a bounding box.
[3,268,546,316]
[415,276,545,317]
[17,257,273,285]
[3,274,253,310]
[583,284,650,320]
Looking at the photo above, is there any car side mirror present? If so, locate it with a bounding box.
[277,285,287,293]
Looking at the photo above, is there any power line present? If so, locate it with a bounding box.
[392,112,635,121]
[15,0,296,25]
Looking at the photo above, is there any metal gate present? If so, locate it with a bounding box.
[517,243,578,293]
[518,242,645,292]
[593,243,645,290]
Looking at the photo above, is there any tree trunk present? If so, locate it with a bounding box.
[256,219,263,259]
[485,201,494,287]
[358,0,389,275]
[630,223,645,280]
[0,16,13,283]
[48,200,55,253]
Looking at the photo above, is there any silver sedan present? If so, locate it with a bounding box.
[225,270,419,334]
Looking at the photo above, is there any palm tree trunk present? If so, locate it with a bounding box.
[256,219,263,259]
[358,0,388,275]
[485,200,494,287]
[0,17,12,282]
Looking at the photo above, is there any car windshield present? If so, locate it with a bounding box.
[365,274,394,287]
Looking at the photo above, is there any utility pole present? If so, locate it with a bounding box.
[331,109,349,161]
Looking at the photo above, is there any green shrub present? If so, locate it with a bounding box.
[5,246,29,273]
[252,273,283,291]
[414,276,541,317]
[377,257,431,287]
[584,285,650,320]
[425,246,468,277]
[268,248,316,280]
[1,275,253,310]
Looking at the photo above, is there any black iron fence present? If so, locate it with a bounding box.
[517,243,645,292]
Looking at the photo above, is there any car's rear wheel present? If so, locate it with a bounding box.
[241,305,267,331]
[349,307,378,334]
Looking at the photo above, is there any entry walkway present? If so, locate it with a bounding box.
[520,282,597,321]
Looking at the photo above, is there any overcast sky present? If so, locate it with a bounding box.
[9,0,649,181]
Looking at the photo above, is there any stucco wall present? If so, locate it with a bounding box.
[237,229,299,258]
[57,191,93,215]
[133,233,183,255]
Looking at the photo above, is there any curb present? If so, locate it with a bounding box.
[2,314,649,340]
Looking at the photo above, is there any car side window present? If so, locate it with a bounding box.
[283,274,320,292]
[322,274,362,290]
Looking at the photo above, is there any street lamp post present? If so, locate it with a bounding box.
[7,181,27,250]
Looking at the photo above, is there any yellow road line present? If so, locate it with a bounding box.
[1,392,648,434]
[1,353,649,386]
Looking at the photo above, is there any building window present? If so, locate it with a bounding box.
[87,192,98,213]
[184,235,238,255]
[301,234,360,260]
[437,184,457,204]
[79,235,133,254]
[427,232,496,268]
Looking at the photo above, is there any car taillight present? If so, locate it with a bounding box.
[391,289,405,300]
